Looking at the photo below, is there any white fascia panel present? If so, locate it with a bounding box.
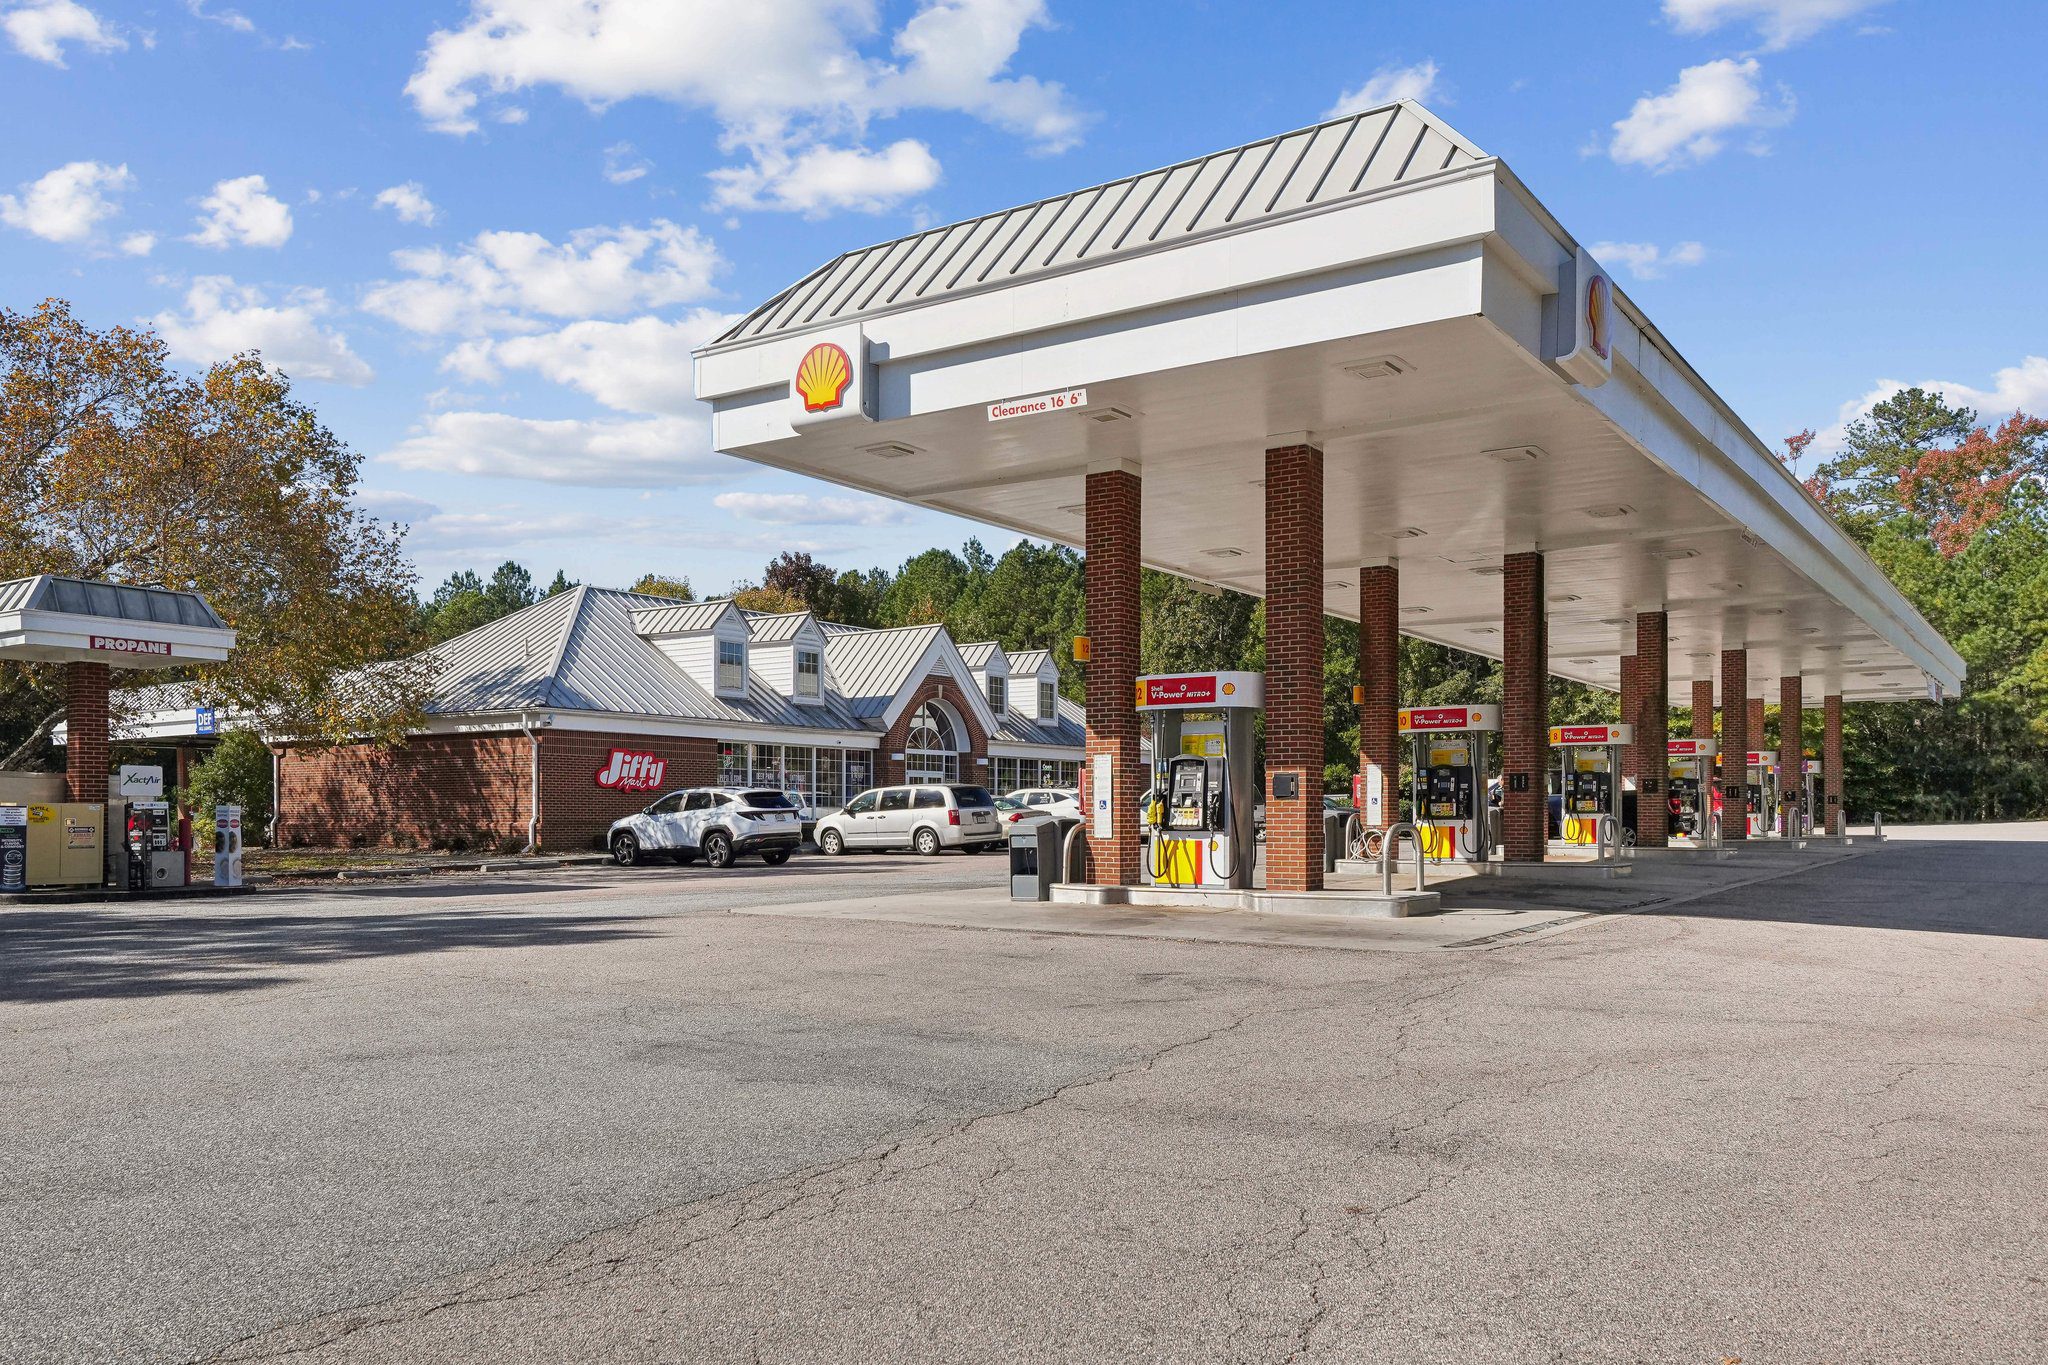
[430,711,881,749]
[0,610,237,667]
[986,742,1084,761]
[696,166,1499,408]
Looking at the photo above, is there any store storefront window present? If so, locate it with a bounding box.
[717,741,746,787]
[905,701,960,784]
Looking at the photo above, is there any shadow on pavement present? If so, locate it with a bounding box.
[0,907,656,1005]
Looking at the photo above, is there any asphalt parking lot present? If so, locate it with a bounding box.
[6,834,2047,1363]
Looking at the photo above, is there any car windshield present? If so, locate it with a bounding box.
[994,796,1024,812]
[949,786,995,808]
[741,790,796,809]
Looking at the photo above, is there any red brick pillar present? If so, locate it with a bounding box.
[1691,679,1714,740]
[1357,564,1399,830]
[1747,696,1767,756]
[1721,649,1749,841]
[1823,693,1844,836]
[1265,442,1324,891]
[1635,612,1669,848]
[1083,466,1143,886]
[1779,675,1804,835]
[1619,654,1639,783]
[65,661,110,804]
[1501,552,1547,862]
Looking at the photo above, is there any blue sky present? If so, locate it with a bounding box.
[5,0,2044,597]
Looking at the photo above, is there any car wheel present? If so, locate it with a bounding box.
[819,828,846,857]
[1621,827,1638,848]
[611,832,640,866]
[761,848,791,866]
[914,826,941,857]
[703,831,735,869]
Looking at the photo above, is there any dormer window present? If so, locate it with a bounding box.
[796,648,822,699]
[718,638,746,693]
[1038,680,1056,722]
[986,674,1006,712]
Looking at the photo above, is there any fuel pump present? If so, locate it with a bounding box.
[1800,759,1821,837]
[1397,705,1497,863]
[1666,738,1716,841]
[1135,671,1262,889]
[1550,725,1631,847]
[1745,752,1777,838]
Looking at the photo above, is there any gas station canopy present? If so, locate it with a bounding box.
[696,100,1961,703]
[0,575,236,668]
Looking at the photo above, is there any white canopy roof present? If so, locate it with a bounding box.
[0,575,235,669]
[696,101,1962,703]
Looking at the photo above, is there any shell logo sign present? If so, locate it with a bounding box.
[1584,272,1612,362]
[795,342,853,413]
[1553,248,1614,388]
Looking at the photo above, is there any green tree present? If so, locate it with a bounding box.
[181,729,275,845]
[627,573,694,601]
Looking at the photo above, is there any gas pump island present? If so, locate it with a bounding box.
[1136,671,1261,890]
[1745,752,1780,837]
[1667,738,1717,841]
[1550,724,1632,846]
[1398,705,1497,863]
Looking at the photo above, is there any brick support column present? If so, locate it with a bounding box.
[1779,675,1804,835]
[1357,564,1399,830]
[1747,696,1767,756]
[1083,467,1143,886]
[1635,612,1670,848]
[1691,679,1714,740]
[1619,655,1640,783]
[1501,552,1547,862]
[1721,649,1749,841]
[65,661,110,804]
[1264,442,1324,891]
[1823,693,1845,836]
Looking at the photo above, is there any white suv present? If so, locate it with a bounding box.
[608,787,803,869]
[815,784,1003,856]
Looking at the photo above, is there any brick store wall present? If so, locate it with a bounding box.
[275,733,532,851]
[875,676,991,790]
[1501,552,1548,862]
[1082,467,1143,885]
[537,731,718,850]
[1264,443,1324,891]
[1357,565,1399,828]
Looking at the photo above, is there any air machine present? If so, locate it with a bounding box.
[1551,724,1631,847]
[1398,705,1497,863]
[1800,759,1822,836]
[1136,671,1261,889]
[1666,738,1716,841]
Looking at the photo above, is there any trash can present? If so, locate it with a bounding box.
[1323,808,1350,872]
[1009,823,1044,901]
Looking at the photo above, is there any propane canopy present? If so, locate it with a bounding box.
[0,575,236,668]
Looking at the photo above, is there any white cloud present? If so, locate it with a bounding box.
[380,411,735,487]
[708,139,941,217]
[3,0,123,65]
[603,142,651,185]
[404,0,1081,215]
[1326,59,1440,117]
[0,159,131,242]
[361,219,722,335]
[151,276,375,385]
[355,488,444,524]
[184,0,252,33]
[1819,357,2048,450]
[118,230,155,256]
[453,310,734,416]
[714,490,910,526]
[373,181,439,226]
[1587,239,1707,280]
[1663,0,1885,50]
[1608,57,1794,172]
[188,173,293,248]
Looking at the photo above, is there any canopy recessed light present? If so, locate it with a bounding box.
[1203,546,1245,559]
[1400,605,1432,615]
[1390,526,1429,539]
[1470,565,1505,577]
[1549,593,1582,603]
[1797,626,1822,635]
[1325,580,1352,590]
[863,442,918,459]
[1584,505,1634,519]
[1653,548,1699,561]
[1570,657,1599,664]
[1598,617,1629,626]
[1816,644,1844,652]
[1485,445,1545,464]
[1342,355,1413,380]
[1690,651,1714,659]
[1058,503,1085,517]
[1086,406,1135,424]
[1710,581,1744,592]
[1470,626,1499,635]
[1752,607,1785,616]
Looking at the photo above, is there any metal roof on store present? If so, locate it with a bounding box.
[696,101,1964,704]
[822,623,949,720]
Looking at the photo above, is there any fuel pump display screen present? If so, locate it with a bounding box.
[1168,758,1209,830]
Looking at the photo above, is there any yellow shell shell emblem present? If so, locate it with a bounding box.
[1585,273,1611,362]
[795,342,854,413]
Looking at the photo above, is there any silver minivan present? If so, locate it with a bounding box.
[815,784,1003,856]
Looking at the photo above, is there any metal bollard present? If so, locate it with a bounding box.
[1343,813,1364,861]
[1595,813,1620,861]
[1378,822,1426,895]
[1060,822,1086,883]
[1872,811,1884,842]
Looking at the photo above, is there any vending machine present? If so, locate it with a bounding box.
[1398,705,1498,863]
[1551,725,1632,847]
[1666,738,1716,841]
[214,804,244,888]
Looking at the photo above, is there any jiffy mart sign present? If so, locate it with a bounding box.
[595,748,667,794]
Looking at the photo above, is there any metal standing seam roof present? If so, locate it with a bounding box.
[631,599,738,636]
[822,624,952,720]
[0,574,227,628]
[1008,649,1054,675]
[957,641,1004,669]
[991,695,1087,749]
[741,609,821,643]
[712,100,1484,348]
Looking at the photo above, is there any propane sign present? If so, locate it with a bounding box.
[89,635,173,657]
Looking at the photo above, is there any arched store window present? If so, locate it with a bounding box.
[905,700,962,783]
